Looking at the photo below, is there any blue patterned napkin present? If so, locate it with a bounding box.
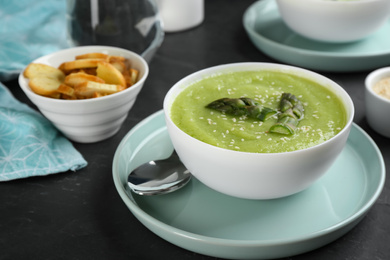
[0,83,87,181]
[0,0,87,181]
[0,0,69,82]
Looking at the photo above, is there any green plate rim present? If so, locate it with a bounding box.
[113,110,385,247]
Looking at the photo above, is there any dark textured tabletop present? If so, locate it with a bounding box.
[1,0,390,259]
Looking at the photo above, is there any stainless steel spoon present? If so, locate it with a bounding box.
[127,150,191,195]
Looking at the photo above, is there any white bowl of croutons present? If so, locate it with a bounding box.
[18,46,149,143]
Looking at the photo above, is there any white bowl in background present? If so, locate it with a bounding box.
[156,0,204,32]
[365,67,390,138]
[163,62,354,200]
[18,46,149,143]
[276,0,390,43]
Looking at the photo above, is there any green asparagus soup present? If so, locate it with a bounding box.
[170,70,347,153]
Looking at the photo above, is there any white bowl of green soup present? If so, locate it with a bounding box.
[164,63,354,199]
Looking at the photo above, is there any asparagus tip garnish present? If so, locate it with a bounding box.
[269,93,304,135]
[206,92,304,136]
[206,97,277,121]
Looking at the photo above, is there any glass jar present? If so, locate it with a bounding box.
[66,0,164,63]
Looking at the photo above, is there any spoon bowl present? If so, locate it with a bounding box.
[127,150,191,195]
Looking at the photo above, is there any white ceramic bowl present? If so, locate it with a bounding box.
[276,0,390,43]
[365,67,390,138]
[164,63,354,200]
[18,46,149,143]
[156,0,204,32]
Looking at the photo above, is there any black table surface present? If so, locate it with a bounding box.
[1,0,390,259]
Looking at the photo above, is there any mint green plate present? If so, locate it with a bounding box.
[243,0,390,72]
[113,110,385,259]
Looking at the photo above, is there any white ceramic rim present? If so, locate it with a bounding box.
[164,62,355,156]
[365,66,390,103]
[18,45,149,105]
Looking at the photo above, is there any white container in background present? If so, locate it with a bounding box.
[365,67,390,138]
[156,0,204,32]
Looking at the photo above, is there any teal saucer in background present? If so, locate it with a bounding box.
[113,110,385,259]
[243,0,390,72]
